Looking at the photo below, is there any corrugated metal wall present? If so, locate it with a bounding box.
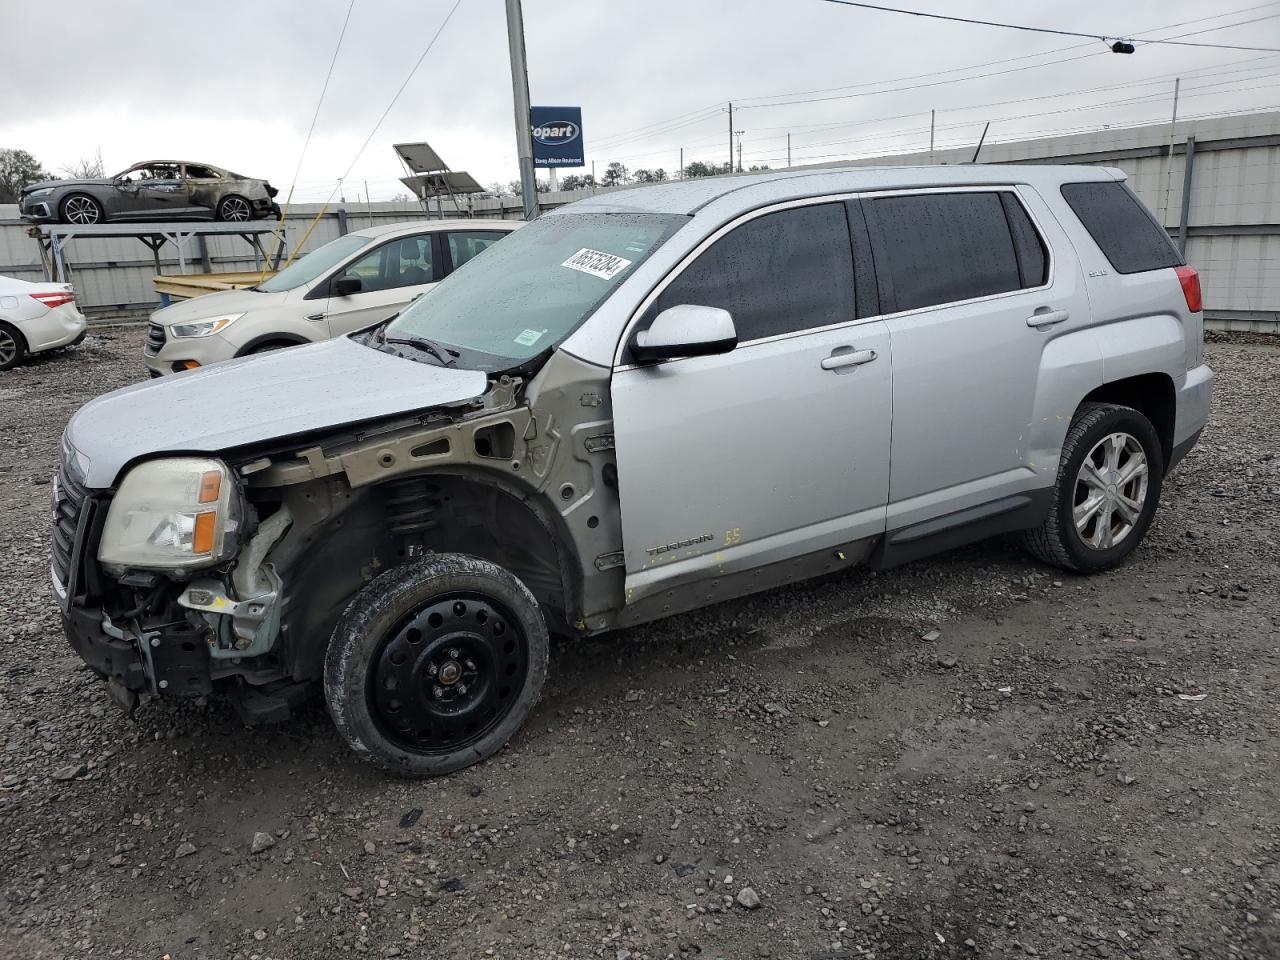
[2,110,1277,326]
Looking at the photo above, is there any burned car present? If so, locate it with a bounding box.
[53,165,1210,777]
[20,160,279,224]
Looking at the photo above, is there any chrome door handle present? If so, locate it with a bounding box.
[821,348,877,371]
[1026,308,1069,328]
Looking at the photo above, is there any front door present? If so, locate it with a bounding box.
[324,233,441,336]
[612,200,892,609]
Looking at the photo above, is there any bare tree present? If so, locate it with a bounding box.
[61,148,104,179]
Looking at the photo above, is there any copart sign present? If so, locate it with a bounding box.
[530,105,584,169]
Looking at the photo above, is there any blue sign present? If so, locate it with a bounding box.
[530,105,584,169]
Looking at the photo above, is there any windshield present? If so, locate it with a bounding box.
[384,212,684,369]
[257,234,370,293]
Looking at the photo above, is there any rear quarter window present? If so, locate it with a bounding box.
[1059,180,1182,275]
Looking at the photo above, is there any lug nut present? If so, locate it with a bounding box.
[432,685,444,699]
[448,648,460,659]
[427,663,438,676]
[456,683,468,695]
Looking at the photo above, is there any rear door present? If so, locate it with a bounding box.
[324,233,442,335]
[859,187,1091,531]
[612,200,892,608]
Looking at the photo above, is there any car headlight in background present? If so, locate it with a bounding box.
[26,187,54,198]
[99,458,241,571]
[169,313,244,339]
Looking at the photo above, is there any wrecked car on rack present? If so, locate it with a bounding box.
[53,165,1211,776]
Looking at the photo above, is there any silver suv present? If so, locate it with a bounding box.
[53,165,1211,776]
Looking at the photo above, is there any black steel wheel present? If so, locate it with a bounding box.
[324,554,548,776]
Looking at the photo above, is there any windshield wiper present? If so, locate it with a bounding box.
[384,334,458,367]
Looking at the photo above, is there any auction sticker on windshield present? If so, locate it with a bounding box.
[561,248,633,281]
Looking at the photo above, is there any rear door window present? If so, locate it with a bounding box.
[446,231,507,271]
[1060,180,1182,274]
[862,191,1027,313]
[648,202,856,343]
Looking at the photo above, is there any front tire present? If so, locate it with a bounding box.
[1022,402,1164,573]
[324,554,549,776]
[60,193,103,225]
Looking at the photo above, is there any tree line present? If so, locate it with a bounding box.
[486,159,771,197]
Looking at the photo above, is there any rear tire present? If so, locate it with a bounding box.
[217,194,253,221]
[1022,402,1164,573]
[0,323,27,370]
[324,554,549,777]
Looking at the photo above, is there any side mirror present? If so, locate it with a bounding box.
[632,304,737,362]
[332,275,363,297]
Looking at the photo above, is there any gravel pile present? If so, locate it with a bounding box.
[1,327,1277,959]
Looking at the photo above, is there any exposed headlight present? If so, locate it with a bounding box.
[26,187,54,198]
[170,313,244,339]
[99,458,240,571]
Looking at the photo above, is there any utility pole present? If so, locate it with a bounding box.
[787,133,791,168]
[929,109,935,163]
[504,0,538,221]
[679,147,683,179]
[736,134,743,173]
[1160,77,1181,223]
[727,101,733,174]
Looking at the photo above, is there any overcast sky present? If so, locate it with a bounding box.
[3,0,1278,201]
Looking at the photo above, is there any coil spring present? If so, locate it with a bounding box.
[383,477,442,535]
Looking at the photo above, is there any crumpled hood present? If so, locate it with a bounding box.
[153,286,289,325]
[65,336,488,488]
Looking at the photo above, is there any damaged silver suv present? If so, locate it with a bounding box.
[53,165,1212,775]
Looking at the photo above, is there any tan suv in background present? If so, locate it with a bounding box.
[143,219,519,375]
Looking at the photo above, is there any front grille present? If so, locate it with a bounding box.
[145,323,166,355]
[51,462,88,589]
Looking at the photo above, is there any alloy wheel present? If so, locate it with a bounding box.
[369,593,529,754]
[0,329,17,366]
[220,197,251,221]
[1073,431,1149,550]
[64,196,101,224]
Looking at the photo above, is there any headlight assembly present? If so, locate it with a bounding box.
[99,458,241,571]
[170,313,244,339]
[26,187,54,198]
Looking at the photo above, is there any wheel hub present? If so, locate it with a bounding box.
[369,593,527,754]
[1073,431,1149,551]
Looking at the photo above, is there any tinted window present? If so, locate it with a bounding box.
[864,192,1021,313]
[447,231,506,270]
[1060,181,1182,274]
[256,234,370,292]
[1000,193,1048,287]
[650,203,855,343]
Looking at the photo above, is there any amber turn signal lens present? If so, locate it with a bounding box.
[192,512,217,554]
[198,470,221,503]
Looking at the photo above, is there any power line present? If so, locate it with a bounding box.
[817,0,1280,53]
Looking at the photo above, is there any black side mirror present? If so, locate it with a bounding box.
[332,275,362,296]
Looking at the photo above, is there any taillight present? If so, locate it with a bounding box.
[1175,265,1202,313]
[30,291,75,309]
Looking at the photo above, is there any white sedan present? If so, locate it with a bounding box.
[0,275,87,370]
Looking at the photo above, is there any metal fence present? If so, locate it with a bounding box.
[2,110,1277,329]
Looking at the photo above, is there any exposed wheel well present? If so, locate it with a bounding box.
[1081,373,1175,472]
[273,471,579,683]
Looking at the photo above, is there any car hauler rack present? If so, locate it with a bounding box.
[27,220,286,303]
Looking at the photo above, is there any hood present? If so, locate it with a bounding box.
[153,286,289,325]
[24,177,113,192]
[65,336,488,488]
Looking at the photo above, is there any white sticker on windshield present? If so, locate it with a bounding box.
[561,247,633,281]
[514,328,546,347]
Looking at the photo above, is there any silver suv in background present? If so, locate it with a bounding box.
[54,164,1210,776]
[144,219,518,375]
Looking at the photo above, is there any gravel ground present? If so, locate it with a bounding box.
[1,327,1277,960]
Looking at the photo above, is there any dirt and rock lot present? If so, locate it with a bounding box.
[0,326,1277,960]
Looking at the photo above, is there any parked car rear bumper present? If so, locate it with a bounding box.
[1170,362,1213,471]
[23,303,87,353]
